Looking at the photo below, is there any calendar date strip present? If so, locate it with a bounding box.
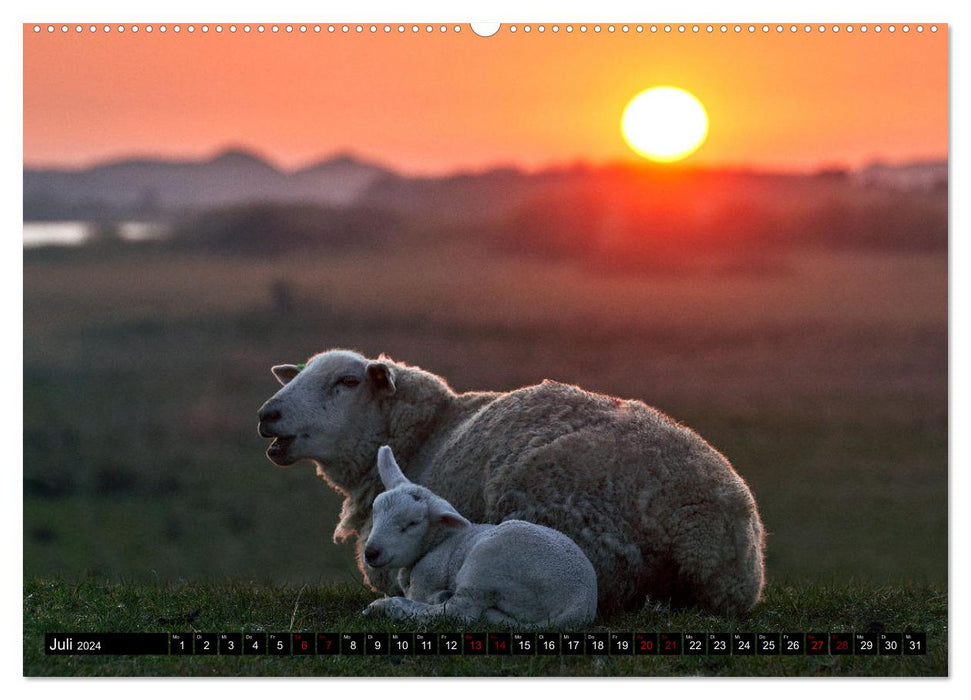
[45,631,927,656]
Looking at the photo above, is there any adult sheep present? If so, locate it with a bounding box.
[257,348,765,615]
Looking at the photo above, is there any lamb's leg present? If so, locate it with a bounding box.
[363,594,485,624]
[363,596,449,621]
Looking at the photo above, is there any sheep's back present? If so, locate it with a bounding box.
[420,380,752,546]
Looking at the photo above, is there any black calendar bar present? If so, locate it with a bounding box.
[43,631,928,656]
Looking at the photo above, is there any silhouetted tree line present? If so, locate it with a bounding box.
[167,202,405,256]
[34,167,946,267]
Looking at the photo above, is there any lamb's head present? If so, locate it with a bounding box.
[363,446,470,569]
[257,349,396,467]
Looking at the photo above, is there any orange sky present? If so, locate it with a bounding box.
[23,24,948,174]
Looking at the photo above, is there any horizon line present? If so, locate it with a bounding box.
[22,145,949,179]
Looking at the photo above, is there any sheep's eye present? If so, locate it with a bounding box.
[401,520,420,533]
[337,376,360,388]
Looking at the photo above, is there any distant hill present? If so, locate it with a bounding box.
[23,148,395,220]
[24,150,946,223]
[851,160,948,191]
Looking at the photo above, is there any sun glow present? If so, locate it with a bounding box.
[621,87,709,163]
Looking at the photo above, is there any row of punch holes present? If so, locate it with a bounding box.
[32,24,940,36]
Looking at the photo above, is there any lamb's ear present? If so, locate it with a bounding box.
[376,445,410,489]
[271,364,302,386]
[366,361,396,395]
[427,495,471,530]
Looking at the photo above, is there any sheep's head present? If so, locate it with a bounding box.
[363,446,470,569]
[257,349,396,468]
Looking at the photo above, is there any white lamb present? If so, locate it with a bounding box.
[361,446,598,628]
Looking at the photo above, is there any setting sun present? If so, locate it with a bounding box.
[621,87,709,163]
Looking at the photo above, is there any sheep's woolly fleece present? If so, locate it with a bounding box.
[257,349,766,615]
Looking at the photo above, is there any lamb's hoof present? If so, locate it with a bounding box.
[362,598,391,617]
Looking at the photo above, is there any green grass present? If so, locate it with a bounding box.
[23,578,946,676]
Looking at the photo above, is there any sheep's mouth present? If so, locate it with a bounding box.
[365,554,390,569]
[266,435,296,463]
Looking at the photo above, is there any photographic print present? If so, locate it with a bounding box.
[22,20,947,676]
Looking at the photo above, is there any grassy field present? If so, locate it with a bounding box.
[22,240,947,677]
[23,579,947,676]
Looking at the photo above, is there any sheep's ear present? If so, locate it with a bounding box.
[272,364,302,386]
[366,361,396,395]
[376,445,410,489]
[427,495,471,530]
[438,513,471,529]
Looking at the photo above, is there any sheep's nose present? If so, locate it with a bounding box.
[364,545,381,566]
[258,402,284,437]
[258,403,281,424]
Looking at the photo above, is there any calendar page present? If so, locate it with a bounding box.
[23,19,947,677]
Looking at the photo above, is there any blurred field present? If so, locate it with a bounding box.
[23,238,947,589]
